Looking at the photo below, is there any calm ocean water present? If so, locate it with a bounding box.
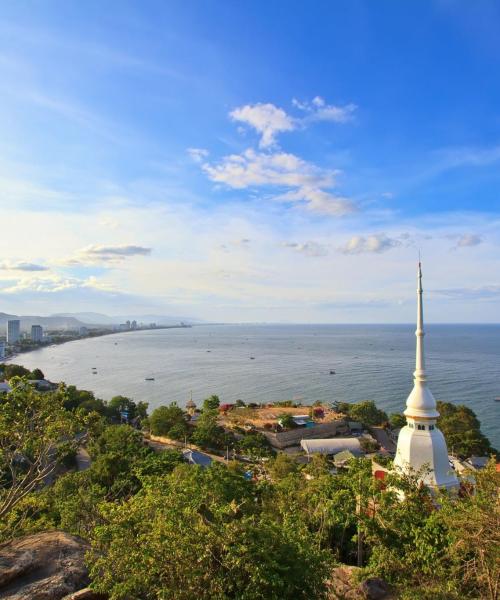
[12,324,500,449]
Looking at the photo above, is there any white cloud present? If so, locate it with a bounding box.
[292,96,357,124]
[275,187,355,216]
[230,103,295,148]
[187,147,209,163]
[0,261,48,272]
[338,233,401,254]
[282,241,329,257]
[65,244,152,265]
[203,148,355,216]
[0,273,112,294]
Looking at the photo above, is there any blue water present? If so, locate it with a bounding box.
[12,324,500,448]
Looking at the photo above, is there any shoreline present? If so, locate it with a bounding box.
[3,324,193,363]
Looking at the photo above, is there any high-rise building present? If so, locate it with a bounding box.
[31,325,43,343]
[131,320,137,330]
[0,341,5,359]
[6,320,20,345]
[394,264,458,491]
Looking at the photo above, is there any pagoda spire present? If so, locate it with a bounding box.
[414,262,426,384]
[403,262,439,419]
[394,262,458,490]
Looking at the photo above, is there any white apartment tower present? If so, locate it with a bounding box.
[6,320,20,345]
[394,264,459,490]
[31,325,43,343]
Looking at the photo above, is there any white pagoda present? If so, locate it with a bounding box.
[394,263,458,490]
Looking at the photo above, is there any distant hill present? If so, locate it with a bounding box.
[0,312,86,331]
[52,312,204,326]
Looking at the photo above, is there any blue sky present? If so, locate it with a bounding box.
[0,1,499,322]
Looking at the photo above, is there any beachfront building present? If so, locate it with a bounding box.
[301,437,363,456]
[0,341,5,359]
[394,264,458,491]
[31,324,43,343]
[6,320,20,345]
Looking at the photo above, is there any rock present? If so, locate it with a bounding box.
[0,531,90,600]
[359,577,390,599]
[328,566,391,599]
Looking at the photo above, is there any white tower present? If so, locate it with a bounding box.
[394,263,458,490]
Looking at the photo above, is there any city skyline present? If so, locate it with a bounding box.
[0,2,499,323]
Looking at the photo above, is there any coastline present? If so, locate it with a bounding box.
[3,323,193,363]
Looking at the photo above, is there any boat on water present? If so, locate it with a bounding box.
[329,370,336,375]
[145,377,155,381]
[495,397,500,402]
[250,357,255,360]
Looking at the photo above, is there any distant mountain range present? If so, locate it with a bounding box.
[0,311,202,332]
[0,312,85,331]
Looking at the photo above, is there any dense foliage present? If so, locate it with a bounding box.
[1,367,498,599]
[148,403,188,439]
[333,400,388,426]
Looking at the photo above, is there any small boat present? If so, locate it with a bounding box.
[250,357,255,360]
[329,370,336,375]
[495,397,500,402]
[145,377,155,381]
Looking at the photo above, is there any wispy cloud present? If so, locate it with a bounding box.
[187,147,209,163]
[65,244,152,265]
[292,96,357,124]
[434,284,500,301]
[338,233,401,254]
[282,241,329,257]
[0,261,48,272]
[456,233,482,248]
[0,273,112,294]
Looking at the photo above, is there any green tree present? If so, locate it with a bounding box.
[30,368,45,380]
[149,403,186,437]
[389,413,407,429]
[191,410,226,449]
[437,401,494,458]
[0,379,84,520]
[267,453,300,481]
[439,460,500,600]
[88,465,331,600]
[87,425,151,497]
[331,401,352,414]
[236,432,272,459]
[108,395,138,420]
[1,364,31,379]
[203,394,220,411]
[349,401,388,426]
[278,413,296,429]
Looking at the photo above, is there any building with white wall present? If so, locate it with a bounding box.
[394,264,458,491]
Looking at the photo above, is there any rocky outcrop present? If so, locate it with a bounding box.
[328,565,392,599]
[0,531,93,600]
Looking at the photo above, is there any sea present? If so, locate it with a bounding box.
[11,324,500,449]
